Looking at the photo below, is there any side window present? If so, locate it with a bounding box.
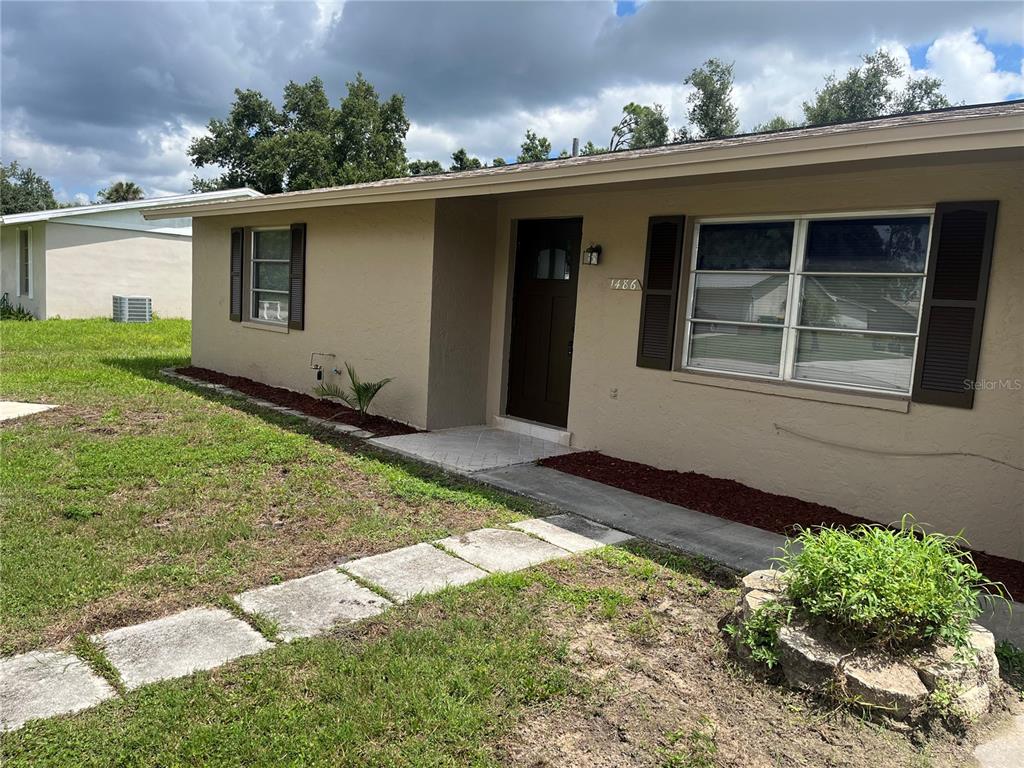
[250,228,291,324]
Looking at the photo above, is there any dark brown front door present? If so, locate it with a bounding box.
[506,218,582,427]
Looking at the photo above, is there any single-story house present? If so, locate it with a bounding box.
[0,188,261,319]
[147,101,1023,560]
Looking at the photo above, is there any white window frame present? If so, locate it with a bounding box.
[249,227,290,325]
[16,227,32,299]
[680,208,933,396]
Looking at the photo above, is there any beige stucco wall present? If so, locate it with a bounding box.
[485,157,1023,560]
[0,222,46,318]
[43,222,191,319]
[191,201,437,428]
[426,197,498,429]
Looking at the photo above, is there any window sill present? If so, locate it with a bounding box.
[671,369,910,413]
[241,320,289,334]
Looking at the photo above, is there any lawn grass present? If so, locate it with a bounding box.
[0,319,536,653]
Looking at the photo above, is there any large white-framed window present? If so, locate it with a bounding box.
[16,227,32,299]
[681,210,932,395]
[250,227,291,324]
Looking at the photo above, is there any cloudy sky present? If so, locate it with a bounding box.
[2,1,1021,203]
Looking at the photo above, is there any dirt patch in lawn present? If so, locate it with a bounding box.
[177,366,419,437]
[540,451,1024,598]
[500,543,1009,768]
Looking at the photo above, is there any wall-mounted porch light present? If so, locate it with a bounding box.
[582,243,602,265]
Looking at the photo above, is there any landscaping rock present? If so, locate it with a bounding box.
[741,589,777,620]
[842,653,929,719]
[740,569,785,597]
[969,623,1000,685]
[777,623,844,691]
[954,683,991,721]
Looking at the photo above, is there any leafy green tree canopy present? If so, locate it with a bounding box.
[491,157,507,166]
[752,115,798,133]
[684,58,740,139]
[610,102,670,150]
[449,148,483,172]
[1,161,58,215]
[803,51,950,125]
[97,180,144,203]
[517,130,552,163]
[189,74,409,194]
[408,159,444,176]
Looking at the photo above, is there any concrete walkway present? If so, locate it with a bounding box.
[0,401,55,422]
[0,513,630,732]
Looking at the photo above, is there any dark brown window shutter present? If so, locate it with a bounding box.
[637,216,686,369]
[288,223,307,331]
[912,201,998,408]
[229,227,244,322]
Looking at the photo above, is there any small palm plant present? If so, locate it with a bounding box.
[316,362,392,421]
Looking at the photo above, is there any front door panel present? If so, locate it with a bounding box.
[506,218,582,428]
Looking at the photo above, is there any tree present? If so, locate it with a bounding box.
[449,148,482,172]
[684,58,740,139]
[189,74,410,194]
[97,180,144,203]
[491,157,507,166]
[1,161,58,215]
[609,102,670,150]
[579,141,608,156]
[753,115,798,133]
[408,159,444,176]
[803,51,950,125]
[517,130,552,163]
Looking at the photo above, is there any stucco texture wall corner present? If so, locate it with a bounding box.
[487,156,1024,560]
[191,201,437,428]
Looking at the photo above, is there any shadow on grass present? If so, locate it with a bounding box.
[123,361,544,519]
[100,355,190,381]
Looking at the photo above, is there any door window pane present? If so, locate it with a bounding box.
[692,273,789,324]
[253,229,291,260]
[253,292,289,323]
[793,330,914,391]
[253,261,289,291]
[696,222,794,270]
[804,217,929,272]
[535,247,569,279]
[688,322,783,376]
[800,276,922,333]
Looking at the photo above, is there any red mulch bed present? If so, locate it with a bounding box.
[540,451,1024,599]
[177,366,419,437]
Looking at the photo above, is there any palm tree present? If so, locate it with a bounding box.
[97,180,144,203]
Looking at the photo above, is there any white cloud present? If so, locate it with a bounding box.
[925,28,1024,103]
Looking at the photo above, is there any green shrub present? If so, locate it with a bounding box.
[726,601,793,668]
[776,518,1005,652]
[316,361,393,419]
[0,293,34,321]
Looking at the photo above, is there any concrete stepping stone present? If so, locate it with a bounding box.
[0,650,116,731]
[511,514,633,553]
[235,569,390,641]
[0,401,56,422]
[974,713,1024,768]
[93,607,272,690]
[344,543,487,602]
[435,528,570,573]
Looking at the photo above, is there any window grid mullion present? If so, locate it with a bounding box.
[780,219,807,381]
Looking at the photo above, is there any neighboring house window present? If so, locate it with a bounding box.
[17,228,32,299]
[683,212,931,394]
[250,228,291,324]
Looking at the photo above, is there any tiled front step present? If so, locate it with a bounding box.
[0,651,116,732]
[343,543,488,602]
[511,514,633,553]
[235,569,391,641]
[93,607,272,690]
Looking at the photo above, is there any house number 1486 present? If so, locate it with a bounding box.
[609,278,641,291]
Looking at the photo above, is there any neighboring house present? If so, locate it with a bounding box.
[0,188,261,319]
[147,102,1023,560]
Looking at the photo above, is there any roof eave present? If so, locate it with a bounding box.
[142,111,1023,221]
